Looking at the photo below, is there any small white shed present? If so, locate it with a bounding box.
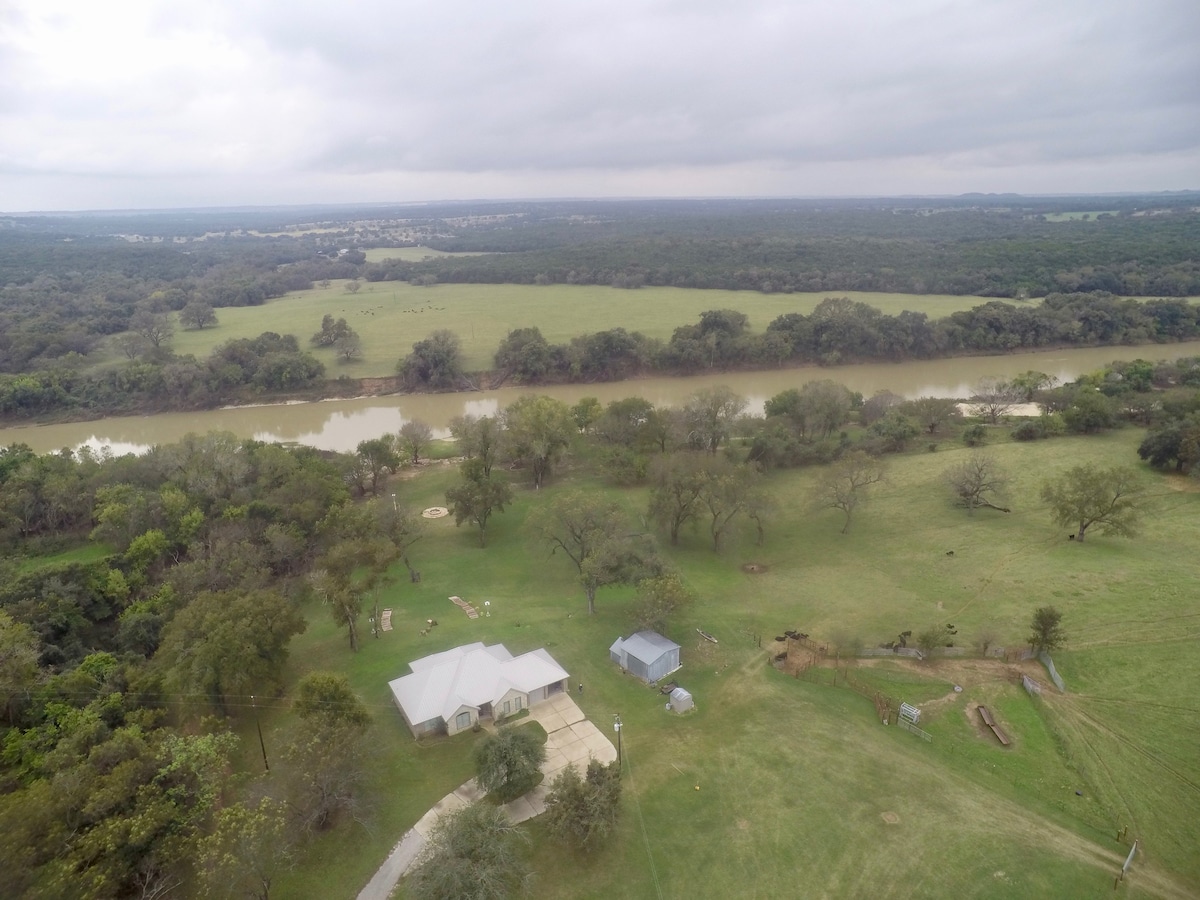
[669,686,694,713]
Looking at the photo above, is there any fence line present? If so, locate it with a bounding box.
[789,634,827,655]
[897,719,932,742]
[1038,651,1066,692]
[857,647,925,659]
[1021,674,1043,696]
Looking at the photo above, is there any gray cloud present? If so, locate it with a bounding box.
[1,0,1197,210]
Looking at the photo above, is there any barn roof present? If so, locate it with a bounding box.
[612,631,680,665]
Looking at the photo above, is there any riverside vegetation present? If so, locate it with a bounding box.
[1,357,1199,898]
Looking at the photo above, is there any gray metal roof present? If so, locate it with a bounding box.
[388,643,568,725]
[616,631,680,665]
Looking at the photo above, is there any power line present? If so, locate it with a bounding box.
[621,741,664,900]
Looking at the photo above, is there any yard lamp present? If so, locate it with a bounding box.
[613,713,622,768]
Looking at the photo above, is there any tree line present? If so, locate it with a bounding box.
[400,293,1200,395]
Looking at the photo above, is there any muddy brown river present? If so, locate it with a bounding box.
[3,342,1198,455]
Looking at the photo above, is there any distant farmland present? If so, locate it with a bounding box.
[166,280,1006,376]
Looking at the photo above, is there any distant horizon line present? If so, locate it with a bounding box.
[4,189,1199,217]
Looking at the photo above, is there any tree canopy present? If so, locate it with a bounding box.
[1040,464,1145,541]
[474,725,547,802]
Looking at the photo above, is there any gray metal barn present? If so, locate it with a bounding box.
[609,631,681,683]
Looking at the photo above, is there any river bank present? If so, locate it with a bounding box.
[4,340,1199,455]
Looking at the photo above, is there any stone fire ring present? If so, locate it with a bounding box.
[422,506,450,519]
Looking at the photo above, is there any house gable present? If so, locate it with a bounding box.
[389,643,568,737]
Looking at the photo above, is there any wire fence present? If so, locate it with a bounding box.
[1038,651,1066,691]
[897,719,932,742]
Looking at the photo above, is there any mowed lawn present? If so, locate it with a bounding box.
[166,281,1003,377]
[264,430,1199,899]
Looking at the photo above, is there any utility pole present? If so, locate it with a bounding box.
[252,694,269,773]
[613,713,622,769]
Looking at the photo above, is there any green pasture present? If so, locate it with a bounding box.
[362,247,492,262]
[1042,211,1120,222]
[258,428,1200,898]
[164,281,1002,377]
[14,542,112,573]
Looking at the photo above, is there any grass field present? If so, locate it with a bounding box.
[362,247,493,262]
[163,281,1008,377]
[1042,212,1120,222]
[14,542,112,573]
[249,428,1200,899]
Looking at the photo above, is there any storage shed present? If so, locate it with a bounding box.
[609,631,682,683]
[669,686,694,713]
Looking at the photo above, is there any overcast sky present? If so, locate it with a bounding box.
[1,0,1197,212]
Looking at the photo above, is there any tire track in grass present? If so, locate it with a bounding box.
[1048,694,1200,895]
[947,533,1064,621]
[1065,698,1200,796]
[1069,696,1200,715]
[1040,692,1139,836]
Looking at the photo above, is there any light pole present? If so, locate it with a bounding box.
[613,714,622,769]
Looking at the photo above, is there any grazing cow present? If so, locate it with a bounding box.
[1068,534,1075,540]
[946,550,955,556]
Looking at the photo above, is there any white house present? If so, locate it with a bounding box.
[388,642,569,737]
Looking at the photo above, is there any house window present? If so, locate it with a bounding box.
[503,700,511,715]
[515,696,523,710]
[455,711,471,731]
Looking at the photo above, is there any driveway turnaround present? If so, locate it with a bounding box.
[356,694,615,900]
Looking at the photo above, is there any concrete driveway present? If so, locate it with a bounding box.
[503,692,618,822]
[356,693,616,900]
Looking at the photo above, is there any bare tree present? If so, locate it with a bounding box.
[902,397,963,434]
[114,332,148,360]
[130,309,174,350]
[969,377,1021,424]
[810,450,886,534]
[681,386,747,454]
[698,459,763,552]
[647,452,707,545]
[334,331,364,362]
[398,420,434,465]
[945,453,1011,515]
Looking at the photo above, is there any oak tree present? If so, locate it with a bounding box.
[1040,464,1144,541]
